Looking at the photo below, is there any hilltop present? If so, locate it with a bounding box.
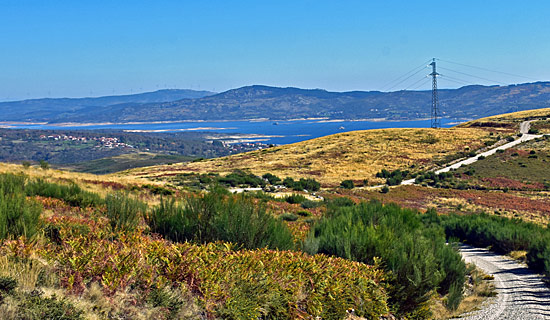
[2,83,550,123]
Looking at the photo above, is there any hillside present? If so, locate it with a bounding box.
[0,89,215,122]
[124,126,502,186]
[2,83,550,123]
[1,109,550,319]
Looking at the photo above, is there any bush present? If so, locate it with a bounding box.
[434,212,550,277]
[324,197,355,208]
[148,191,294,250]
[285,194,307,204]
[218,170,265,188]
[262,173,281,185]
[300,200,319,209]
[0,174,41,240]
[22,161,31,169]
[340,180,355,189]
[16,291,83,320]
[25,179,102,208]
[104,192,147,232]
[296,210,311,217]
[477,155,486,160]
[380,185,389,193]
[307,201,465,316]
[0,276,17,295]
[280,213,298,221]
[376,169,409,186]
[143,184,174,196]
[39,160,49,170]
[282,177,320,191]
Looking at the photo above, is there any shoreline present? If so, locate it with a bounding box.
[0,117,469,128]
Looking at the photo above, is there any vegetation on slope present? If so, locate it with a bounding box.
[128,127,494,186]
[0,172,390,319]
[305,201,466,317]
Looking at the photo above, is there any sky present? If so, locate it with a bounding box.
[1,0,550,100]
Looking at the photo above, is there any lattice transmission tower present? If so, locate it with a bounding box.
[429,58,440,128]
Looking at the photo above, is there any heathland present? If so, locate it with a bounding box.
[0,108,549,319]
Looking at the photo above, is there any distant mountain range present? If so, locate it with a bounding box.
[0,89,215,122]
[1,83,550,123]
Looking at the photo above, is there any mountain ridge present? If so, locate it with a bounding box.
[2,82,550,123]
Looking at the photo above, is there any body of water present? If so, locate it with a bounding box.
[9,118,461,145]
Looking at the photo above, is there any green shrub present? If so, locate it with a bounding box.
[262,173,281,185]
[15,291,83,320]
[324,197,355,208]
[307,201,465,316]
[280,213,298,221]
[148,191,294,250]
[285,194,307,204]
[506,136,515,142]
[340,180,355,189]
[376,169,409,186]
[380,185,389,193]
[296,210,311,217]
[282,177,320,191]
[0,174,42,240]
[104,192,147,232]
[25,179,102,208]
[22,161,31,169]
[218,170,265,188]
[300,200,320,209]
[434,212,550,277]
[0,276,17,294]
[39,160,49,170]
[143,184,174,196]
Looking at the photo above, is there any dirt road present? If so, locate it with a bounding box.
[457,245,550,319]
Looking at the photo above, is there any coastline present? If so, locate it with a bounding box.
[0,117,467,128]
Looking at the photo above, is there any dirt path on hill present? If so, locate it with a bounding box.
[401,120,543,185]
[457,245,550,319]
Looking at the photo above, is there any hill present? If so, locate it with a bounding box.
[2,82,550,123]
[0,89,215,122]
[124,108,550,187]
[124,126,502,186]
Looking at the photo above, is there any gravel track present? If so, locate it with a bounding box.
[456,244,550,319]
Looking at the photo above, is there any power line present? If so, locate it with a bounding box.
[439,74,471,85]
[385,66,429,91]
[409,78,431,91]
[438,66,508,85]
[439,77,469,87]
[437,58,537,81]
[403,76,429,91]
[380,59,432,91]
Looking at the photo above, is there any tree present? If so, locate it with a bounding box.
[340,180,355,189]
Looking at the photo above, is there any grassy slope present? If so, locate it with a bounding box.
[459,107,550,129]
[60,152,194,175]
[123,127,494,186]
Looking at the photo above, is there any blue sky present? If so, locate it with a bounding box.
[1,0,550,100]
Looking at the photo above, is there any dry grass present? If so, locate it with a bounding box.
[124,127,492,186]
[460,107,550,129]
[0,162,161,197]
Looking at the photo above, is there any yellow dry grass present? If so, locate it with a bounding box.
[124,127,492,186]
[461,107,550,128]
[0,162,156,196]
